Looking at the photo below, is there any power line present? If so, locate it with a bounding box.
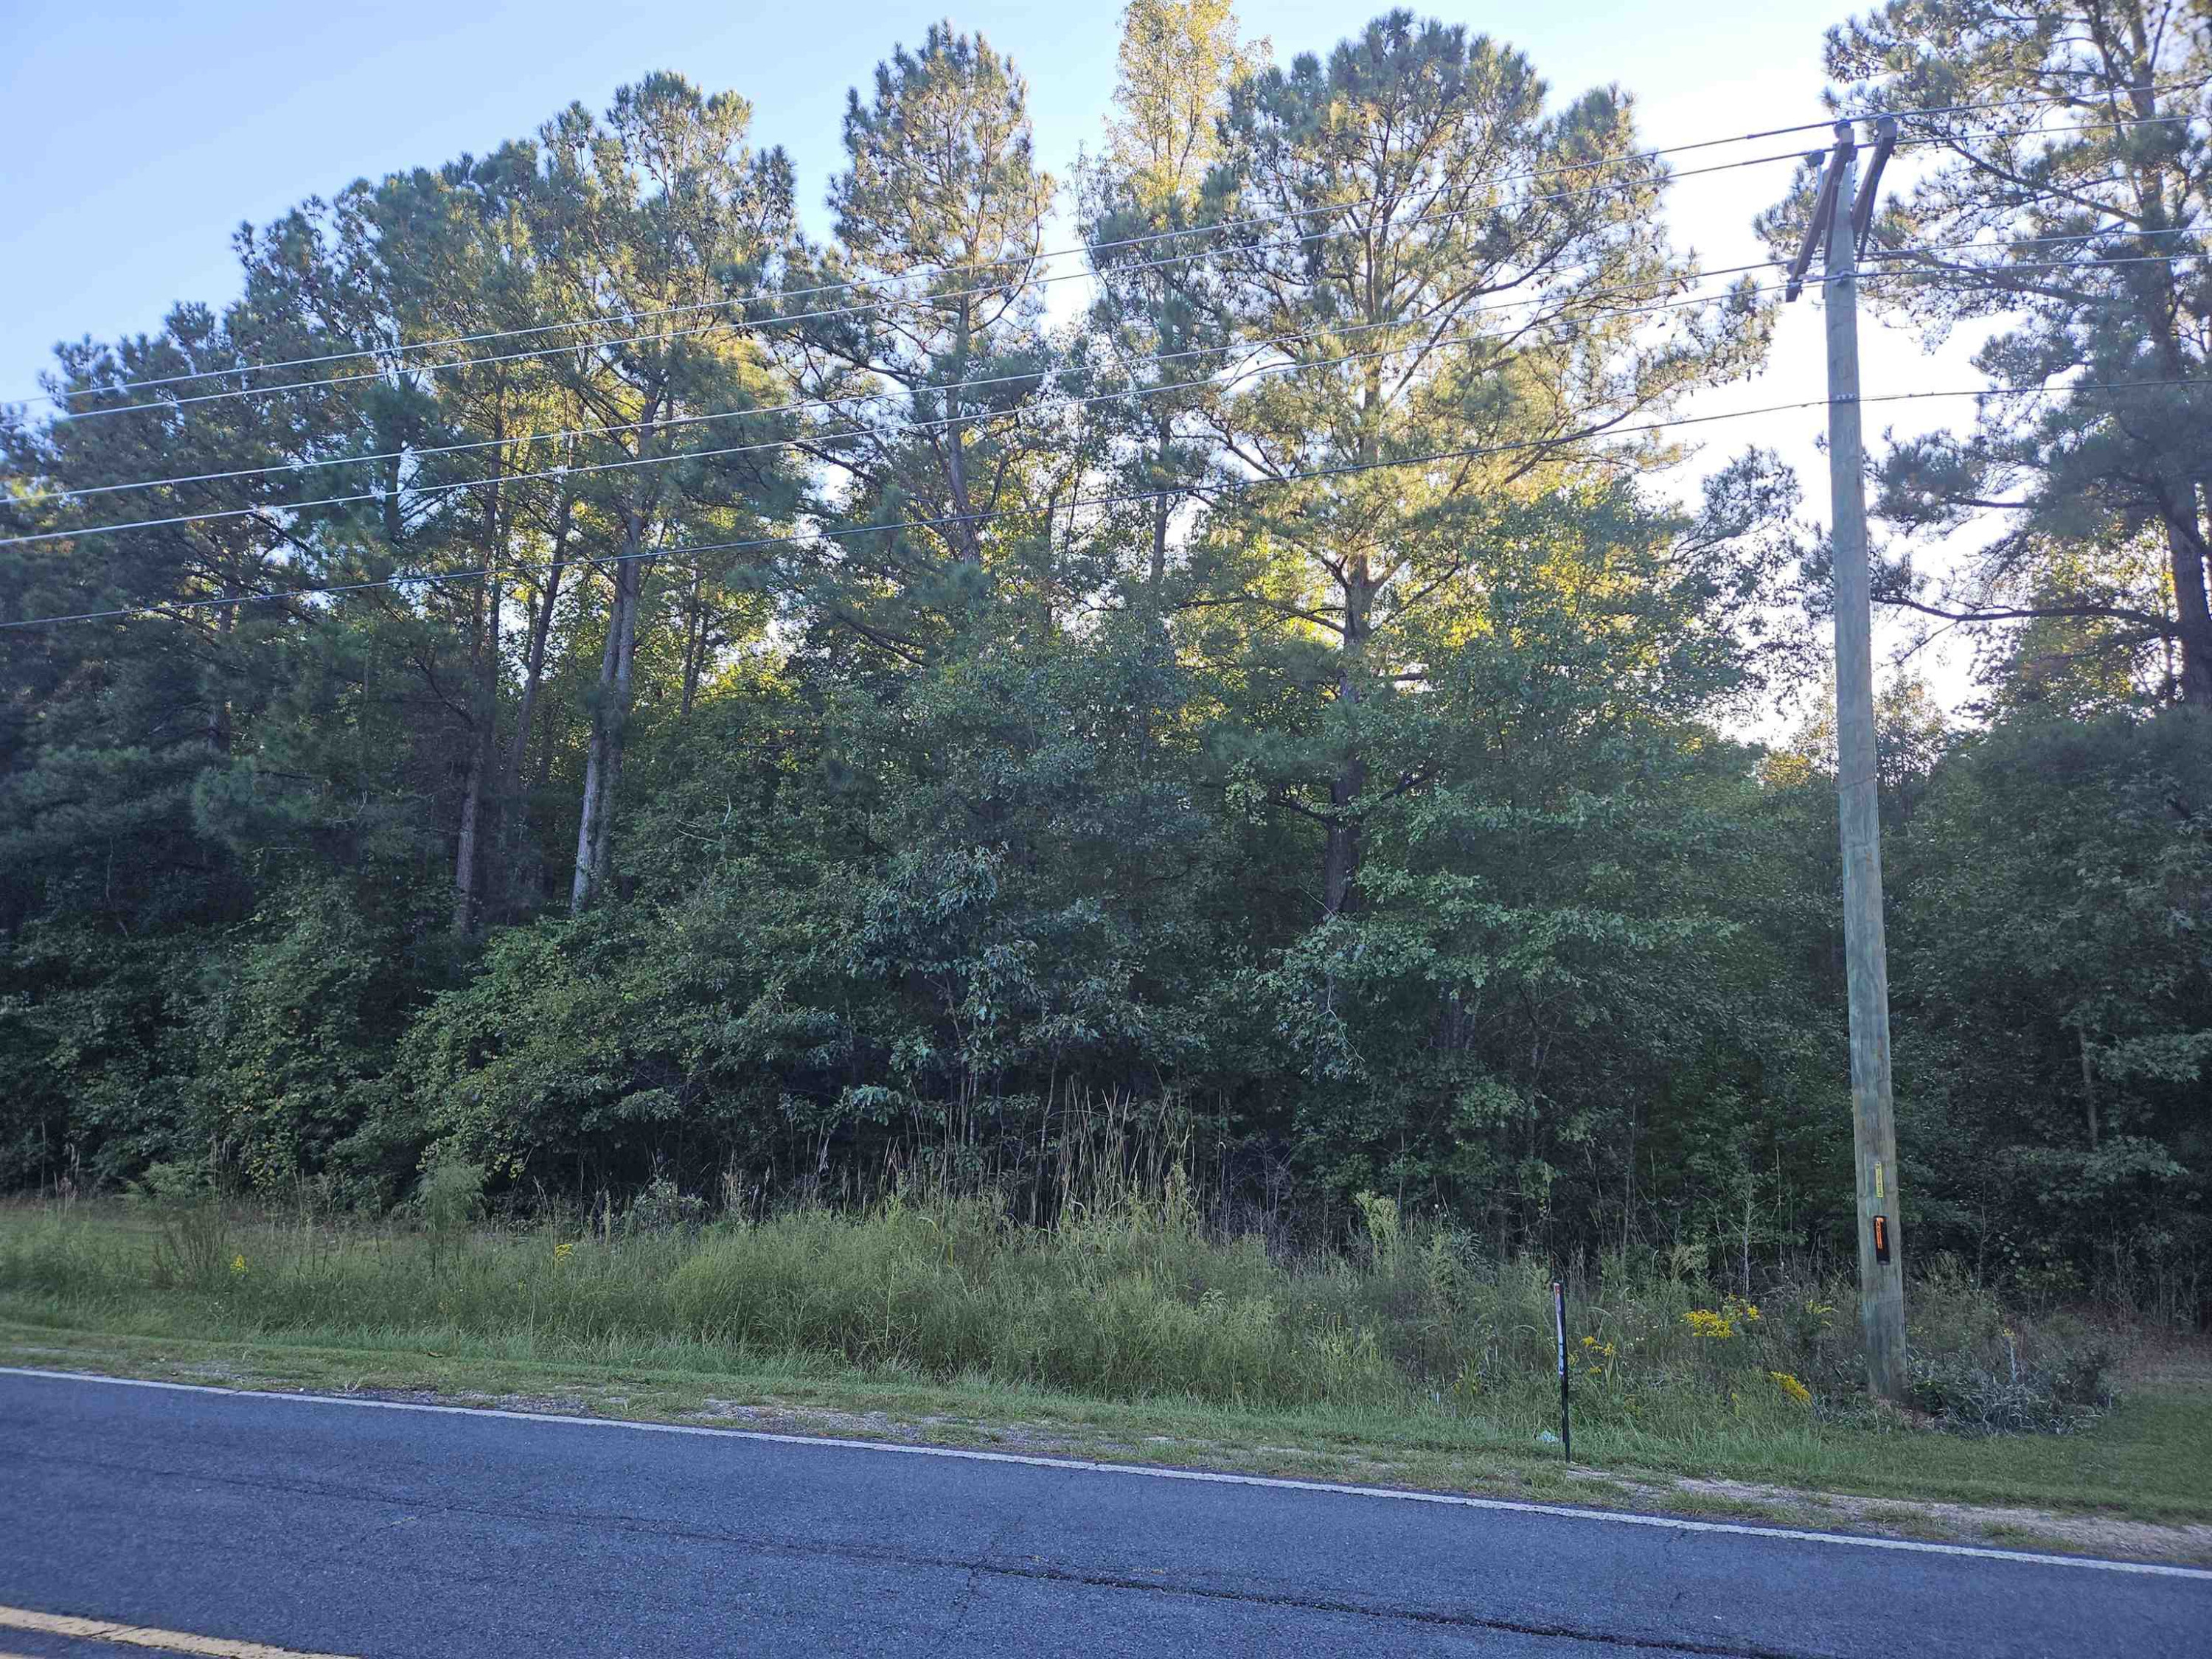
[7,250,2200,549]
[6,251,1779,507]
[24,147,1815,426]
[7,128,1721,409]
[12,248,1829,510]
[1837,77,2210,133]
[10,142,1795,415]
[23,241,2208,549]
[5,375,2197,633]
[0,275,1788,548]
[15,97,2198,419]
[10,225,2194,515]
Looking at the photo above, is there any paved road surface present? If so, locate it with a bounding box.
[1,1369,2205,1657]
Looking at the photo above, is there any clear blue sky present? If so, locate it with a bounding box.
[3,0,1859,397]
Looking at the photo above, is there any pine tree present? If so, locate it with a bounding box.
[1799,0,2212,706]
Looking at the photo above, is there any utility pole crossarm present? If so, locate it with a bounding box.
[1785,133,1851,303]
[1851,116,1899,256]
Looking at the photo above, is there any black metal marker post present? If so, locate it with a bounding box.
[1553,1279,1571,1463]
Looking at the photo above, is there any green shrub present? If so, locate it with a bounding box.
[129,1160,235,1293]
[623,1175,709,1237]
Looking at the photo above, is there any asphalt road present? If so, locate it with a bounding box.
[1,1370,2205,1658]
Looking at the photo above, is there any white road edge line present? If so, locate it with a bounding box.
[5,1365,2208,1582]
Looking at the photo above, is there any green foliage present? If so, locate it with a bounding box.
[1890,709,2212,1311]
[189,879,438,1195]
[1879,1256,2112,1436]
[128,1161,237,1293]
[0,6,2205,1339]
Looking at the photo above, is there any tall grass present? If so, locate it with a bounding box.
[0,1175,2112,1443]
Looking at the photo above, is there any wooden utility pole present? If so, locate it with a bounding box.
[1791,116,1907,1402]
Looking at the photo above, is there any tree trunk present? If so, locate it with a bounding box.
[380,448,405,549]
[503,485,571,806]
[570,554,630,914]
[1150,414,1172,588]
[453,476,504,938]
[587,549,641,894]
[679,561,705,718]
[1321,751,1367,916]
[535,692,557,793]
[2166,509,2212,707]
[2118,97,2210,708]
[568,408,659,914]
[944,299,980,563]
[1323,349,1388,918]
[205,590,234,755]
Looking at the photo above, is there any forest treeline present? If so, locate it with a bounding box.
[2,3,2208,1318]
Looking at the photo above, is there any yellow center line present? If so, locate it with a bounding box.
[0,1606,359,1659]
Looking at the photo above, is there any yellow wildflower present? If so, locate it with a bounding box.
[554,1240,575,1265]
[1688,1297,1761,1340]
[229,1253,248,1278]
[1770,1370,1812,1406]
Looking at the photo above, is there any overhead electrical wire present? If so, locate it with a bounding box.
[9,93,2199,418]
[9,246,1795,507]
[7,226,2195,514]
[12,134,1729,408]
[5,243,2202,550]
[16,146,1826,425]
[0,278,1787,546]
[3,374,2199,633]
